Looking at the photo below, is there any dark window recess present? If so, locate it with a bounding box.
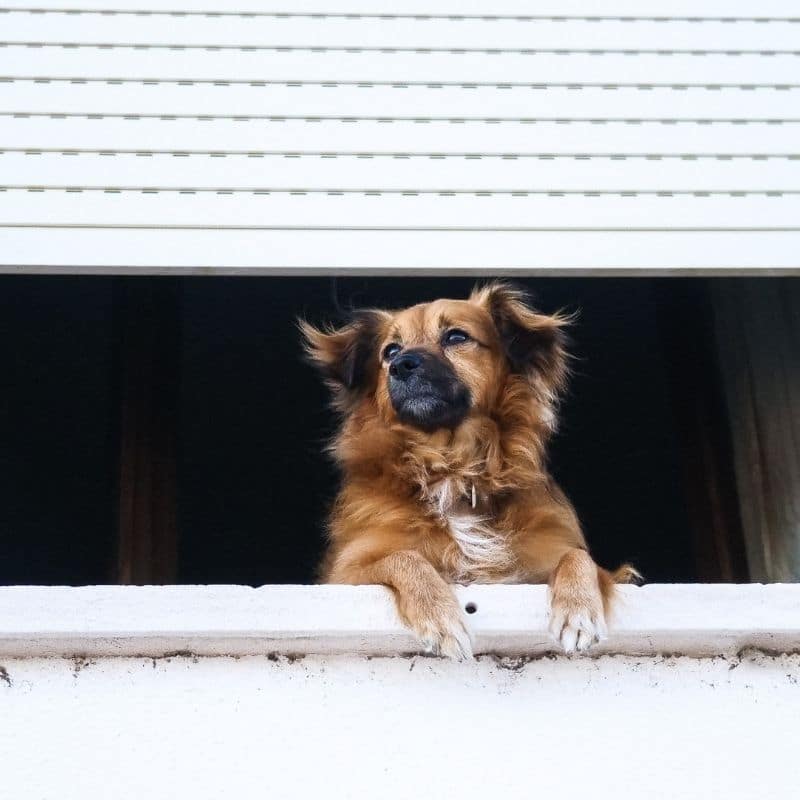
[1,275,772,587]
[0,277,117,585]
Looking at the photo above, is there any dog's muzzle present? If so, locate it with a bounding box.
[388,349,470,431]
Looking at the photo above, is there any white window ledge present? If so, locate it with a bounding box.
[0,583,798,659]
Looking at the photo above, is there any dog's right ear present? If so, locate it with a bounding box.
[299,311,388,407]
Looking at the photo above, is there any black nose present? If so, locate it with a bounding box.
[389,352,423,380]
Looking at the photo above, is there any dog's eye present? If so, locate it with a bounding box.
[443,329,470,346]
[382,342,402,361]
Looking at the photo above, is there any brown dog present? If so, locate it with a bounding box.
[302,282,635,658]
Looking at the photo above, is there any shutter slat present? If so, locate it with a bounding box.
[1,190,797,228]
[2,117,796,155]
[4,13,799,51]
[0,1,797,16]
[4,82,797,120]
[2,47,797,84]
[3,151,799,192]
[2,229,797,271]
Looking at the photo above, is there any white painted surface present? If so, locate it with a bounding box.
[5,13,800,50]
[0,584,798,658]
[1,2,799,273]
[1,1,796,15]
[3,192,797,229]
[1,584,799,799]
[2,651,799,799]
[4,48,799,84]
[7,151,800,192]
[5,118,796,155]
[5,229,799,273]
[6,83,800,120]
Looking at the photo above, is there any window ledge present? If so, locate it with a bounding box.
[0,583,797,659]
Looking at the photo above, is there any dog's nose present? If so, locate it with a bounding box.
[389,352,423,380]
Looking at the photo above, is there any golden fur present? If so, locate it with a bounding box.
[302,282,636,658]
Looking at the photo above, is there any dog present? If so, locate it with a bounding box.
[301,282,636,658]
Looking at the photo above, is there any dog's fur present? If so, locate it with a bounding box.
[301,282,636,658]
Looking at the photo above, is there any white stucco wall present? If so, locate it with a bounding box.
[3,651,799,800]
[1,584,799,799]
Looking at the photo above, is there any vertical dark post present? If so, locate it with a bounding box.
[115,279,180,584]
[711,278,800,582]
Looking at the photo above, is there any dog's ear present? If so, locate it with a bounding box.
[470,281,570,394]
[299,311,388,406]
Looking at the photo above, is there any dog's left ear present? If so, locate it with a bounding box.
[299,310,388,408]
[470,281,570,394]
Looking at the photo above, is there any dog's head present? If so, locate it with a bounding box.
[300,282,569,434]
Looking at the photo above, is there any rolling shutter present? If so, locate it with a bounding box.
[1,0,798,272]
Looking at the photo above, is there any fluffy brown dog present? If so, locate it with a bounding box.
[302,282,635,658]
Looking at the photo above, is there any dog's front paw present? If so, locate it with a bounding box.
[548,550,607,655]
[401,593,473,660]
[548,597,607,654]
[416,612,474,660]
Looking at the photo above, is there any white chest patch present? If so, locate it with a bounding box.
[428,479,515,581]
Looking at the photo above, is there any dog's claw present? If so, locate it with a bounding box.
[547,550,609,656]
[417,615,474,660]
[548,605,606,656]
[442,622,474,660]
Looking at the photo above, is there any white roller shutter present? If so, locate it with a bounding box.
[1,1,798,273]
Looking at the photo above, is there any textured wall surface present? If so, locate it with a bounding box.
[3,584,799,798]
[2,651,799,800]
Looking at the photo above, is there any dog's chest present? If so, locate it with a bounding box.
[428,479,516,582]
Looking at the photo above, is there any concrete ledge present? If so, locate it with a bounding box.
[0,583,798,658]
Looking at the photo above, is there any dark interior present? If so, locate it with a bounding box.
[1,275,744,586]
